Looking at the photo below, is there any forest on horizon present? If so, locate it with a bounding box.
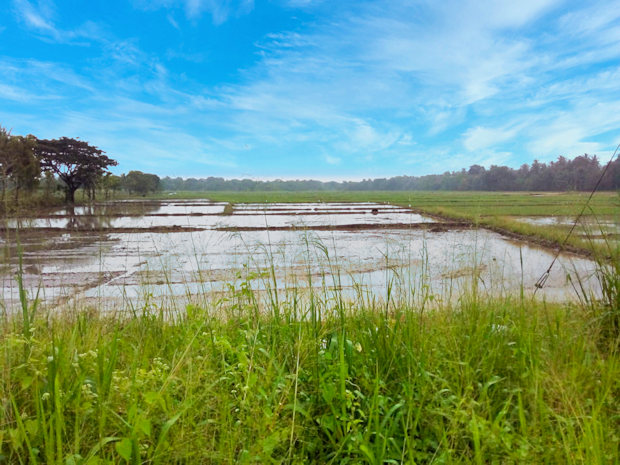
[162,154,620,192]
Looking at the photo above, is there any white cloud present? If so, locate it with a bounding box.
[167,14,180,29]
[558,0,620,43]
[525,100,620,159]
[12,0,113,47]
[0,83,55,102]
[324,154,341,165]
[133,0,254,24]
[397,133,414,146]
[12,0,60,39]
[458,0,559,29]
[340,120,402,154]
[463,126,519,152]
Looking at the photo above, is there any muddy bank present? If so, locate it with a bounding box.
[0,222,468,236]
[484,226,594,258]
[0,225,206,235]
[215,221,470,232]
[27,212,225,219]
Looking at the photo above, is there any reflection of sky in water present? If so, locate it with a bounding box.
[7,212,431,229]
[1,201,603,309]
[515,216,620,233]
[6,200,428,230]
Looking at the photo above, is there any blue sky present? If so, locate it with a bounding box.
[1,0,619,179]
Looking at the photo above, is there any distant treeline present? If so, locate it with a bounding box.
[162,155,620,192]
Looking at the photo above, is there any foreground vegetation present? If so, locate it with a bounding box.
[1,275,619,463]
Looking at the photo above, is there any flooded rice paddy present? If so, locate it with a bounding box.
[1,200,603,310]
[514,215,620,239]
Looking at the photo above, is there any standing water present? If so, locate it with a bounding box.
[1,200,602,310]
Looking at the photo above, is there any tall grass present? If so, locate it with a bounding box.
[575,223,620,344]
[1,265,618,463]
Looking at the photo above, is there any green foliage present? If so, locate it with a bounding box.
[99,173,122,200]
[0,127,39,203]
[1,286,618,463]
[121,171,160,196]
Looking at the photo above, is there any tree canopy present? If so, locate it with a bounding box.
[35,137,118,203]
[122,170,161,195]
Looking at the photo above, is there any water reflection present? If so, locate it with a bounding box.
[0,200,604,310]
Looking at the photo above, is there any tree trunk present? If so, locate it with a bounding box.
[65,186,77,203]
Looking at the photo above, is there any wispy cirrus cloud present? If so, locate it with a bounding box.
[132,0,254,24]
[12,0,60,38]
[282,0,324,7]
[463,126,521,152]
[11,0,106,44]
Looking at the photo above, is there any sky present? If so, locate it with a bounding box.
[1,0,619,180]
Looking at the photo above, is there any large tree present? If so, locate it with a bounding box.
[35,137,117,203]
